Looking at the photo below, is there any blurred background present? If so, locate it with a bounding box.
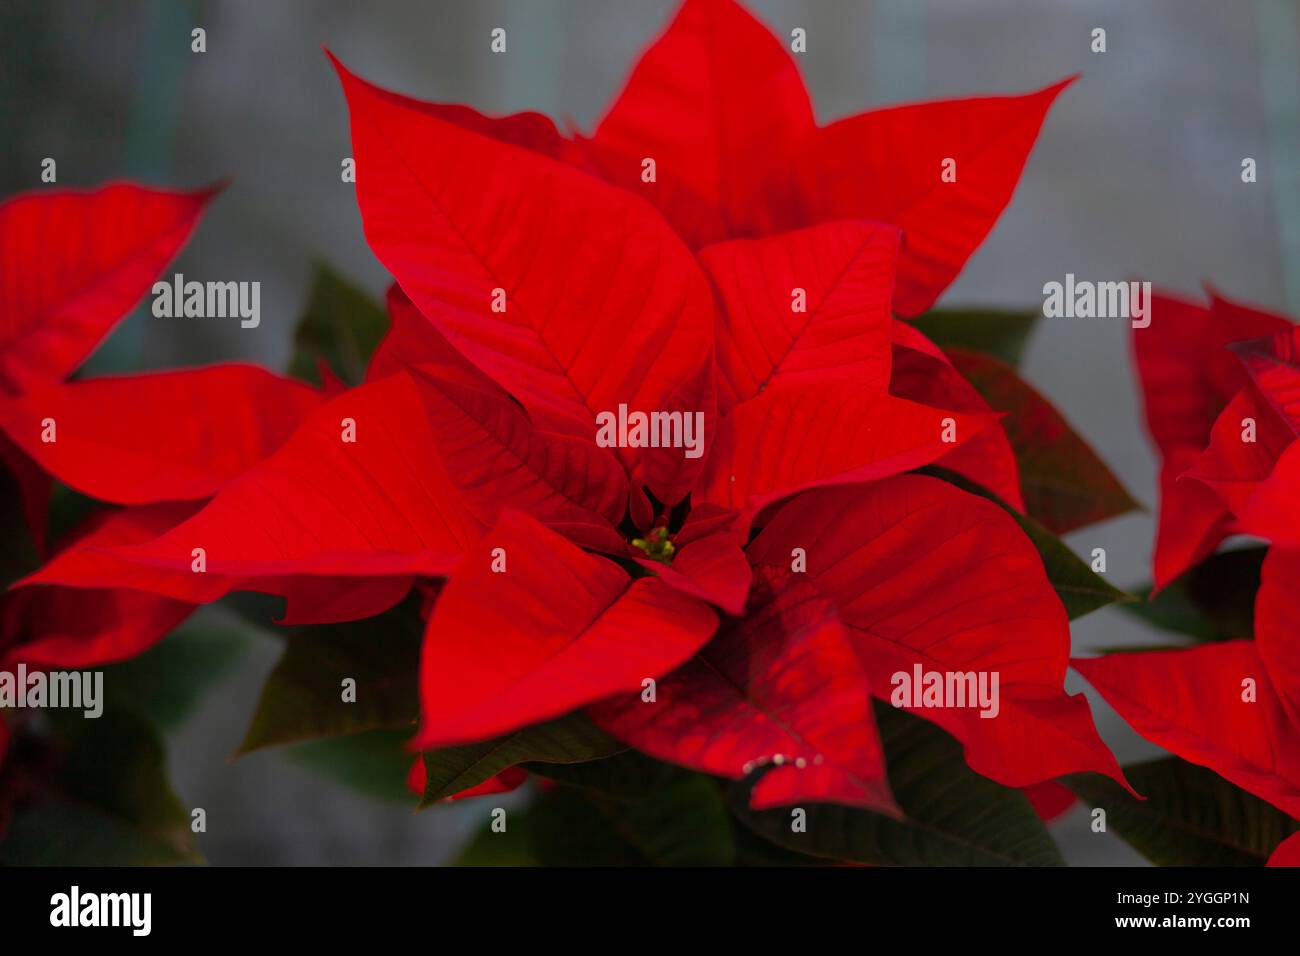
[1,0,1296,865]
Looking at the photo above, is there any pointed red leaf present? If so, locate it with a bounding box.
[1133,292,1293,588]
[1239,441,1300,548]
[588,0,814,246]
[3,585,193,671]
[1023,781,1076,822]
[80,373,483,591]
[402,102,570,160]
[891,326,1023,510]
[1184,385,1294,518]
[329,52,715,473]
[700,221,899,411]
[367,284,503,394]
[591,565,896,813]
[415,511,716,749]
[407,364,628,554]
[1268,831,1300,867]
[1074,643,1300,819]
[18,500,226,601]
[747,477,1130,791]
[0,365,324,505]
[1152,449,1238,591]
[1133,291,1289,458]
[807,79,1073,315]
[0,183,214,395]
[696,384,995,523]
[276,575,414,627]
[1,503,197,668]
[19,502,414,629]
[1231,327,1300,434]
[1255,548,1300,728]
[574,134,729,249]
[1133,293,1219,456]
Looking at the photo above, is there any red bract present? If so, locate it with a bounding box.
[578,0,1069,316]
[0,366,324,505]
[0,183,213,554]
[0,183,214,396]
[889,322,1024,510]
[1232,327,1300,432]
[1079,288,1300,823]
[0,184,335,667]
[699,220,898,411]
[416,511,718,750]
[1131,289,1294,589]
[1074,643,1300,820]
[12,0,1128,809]
[1269,831,1300,867]
[2,503,199,669]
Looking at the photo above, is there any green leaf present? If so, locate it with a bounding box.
[100,619,252,731]
[948,348,1141,534]
[1065,757,1299,866]
[911,307,1038,367]
[0,711,201,865]
[453,756,738,866]
[730,819,830,866]
[589,774,735,866]
[421,712,623,807]
[1121,546,1265,642]
[531,773,735,866]
[523,748,682,799]
[730,704,1065,866]
[453,809,540,866]
[530,752,825,864]
[288,262,388,386]
[524,788,649,866]
[923,466,1134,619]
[237,603,421,754]
[284,729,415,804]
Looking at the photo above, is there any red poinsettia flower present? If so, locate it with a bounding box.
[1130,288,1294,590]
[10,0,1129,809]
[352,0,1082,517]
[0,186,333,671]
[0,182,204,774]
[0,183,211,551]
[0,183,211,671]
[1077,290,1300,841]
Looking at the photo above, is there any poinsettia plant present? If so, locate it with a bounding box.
[1077,289,1300,866]
[0,0,1291,867]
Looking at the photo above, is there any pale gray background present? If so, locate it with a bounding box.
[2,0,1297,865]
